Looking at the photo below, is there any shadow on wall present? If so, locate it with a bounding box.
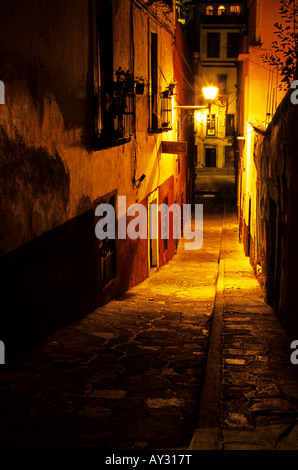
[0,208,101,362]
[0,126,85,361]
[0,126,70,255]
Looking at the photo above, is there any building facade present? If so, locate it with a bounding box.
[0,0,194,359]
[192,1,246,169]
[237,0,285,260]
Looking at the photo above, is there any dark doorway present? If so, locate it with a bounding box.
[205,147,216,167]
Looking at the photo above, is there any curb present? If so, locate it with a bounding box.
[189,196,227,450]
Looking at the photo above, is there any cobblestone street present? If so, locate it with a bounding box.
[1,169,298,451]
[191,170,298,450]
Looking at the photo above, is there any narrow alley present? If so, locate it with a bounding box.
[1,169,298,451]
[0,170,226,450]
[2,0,298,457]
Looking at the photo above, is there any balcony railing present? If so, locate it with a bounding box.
[92,86,135,150]
[148,92,172,133]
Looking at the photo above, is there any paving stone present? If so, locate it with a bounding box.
[2,169,298,450]
[0,183,225,450]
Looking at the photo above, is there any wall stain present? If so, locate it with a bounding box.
[0,126,70,255]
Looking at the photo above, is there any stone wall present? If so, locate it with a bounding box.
[249,91,298,339]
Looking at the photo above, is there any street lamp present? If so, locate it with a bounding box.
[202,86,219,137]
[202,86,219,114]
[202,86,218,101]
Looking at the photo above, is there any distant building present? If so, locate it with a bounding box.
[190,1,246,169]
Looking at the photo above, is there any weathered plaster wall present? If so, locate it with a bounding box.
[249,92,298,338]
[0,0,179,254]
[0,0,189,359]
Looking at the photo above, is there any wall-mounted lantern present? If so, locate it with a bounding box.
[202,85,219,117]
[133,173,146,189]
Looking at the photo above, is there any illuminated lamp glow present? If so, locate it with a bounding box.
[202,86,218,100]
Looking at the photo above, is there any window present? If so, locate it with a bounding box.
[206,114,216,136]
[230,5,241,15]
[207,32,220,58]
[91,0,135,149]
[149,32,172,132]
[161,92,172,129]
[218,5,226,15]
[150,32,158,130]
[206,6,213,15]
[227,32,239,58]
[226,114,235,137]
[217,74,227,95]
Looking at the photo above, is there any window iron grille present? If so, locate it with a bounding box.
[92,86,135,149]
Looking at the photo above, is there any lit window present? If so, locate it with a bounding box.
[230,5,241,15]
[206,114,216,136]
[206,6,213,15]
[218,5,226,15]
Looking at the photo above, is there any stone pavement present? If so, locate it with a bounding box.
[191,169,298,450]
[0,172,225,450]
[1,168,298,451]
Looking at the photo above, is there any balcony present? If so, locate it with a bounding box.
[148,91,173,133]
[91,85,135,150]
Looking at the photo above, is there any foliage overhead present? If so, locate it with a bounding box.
[261,0,298,90]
